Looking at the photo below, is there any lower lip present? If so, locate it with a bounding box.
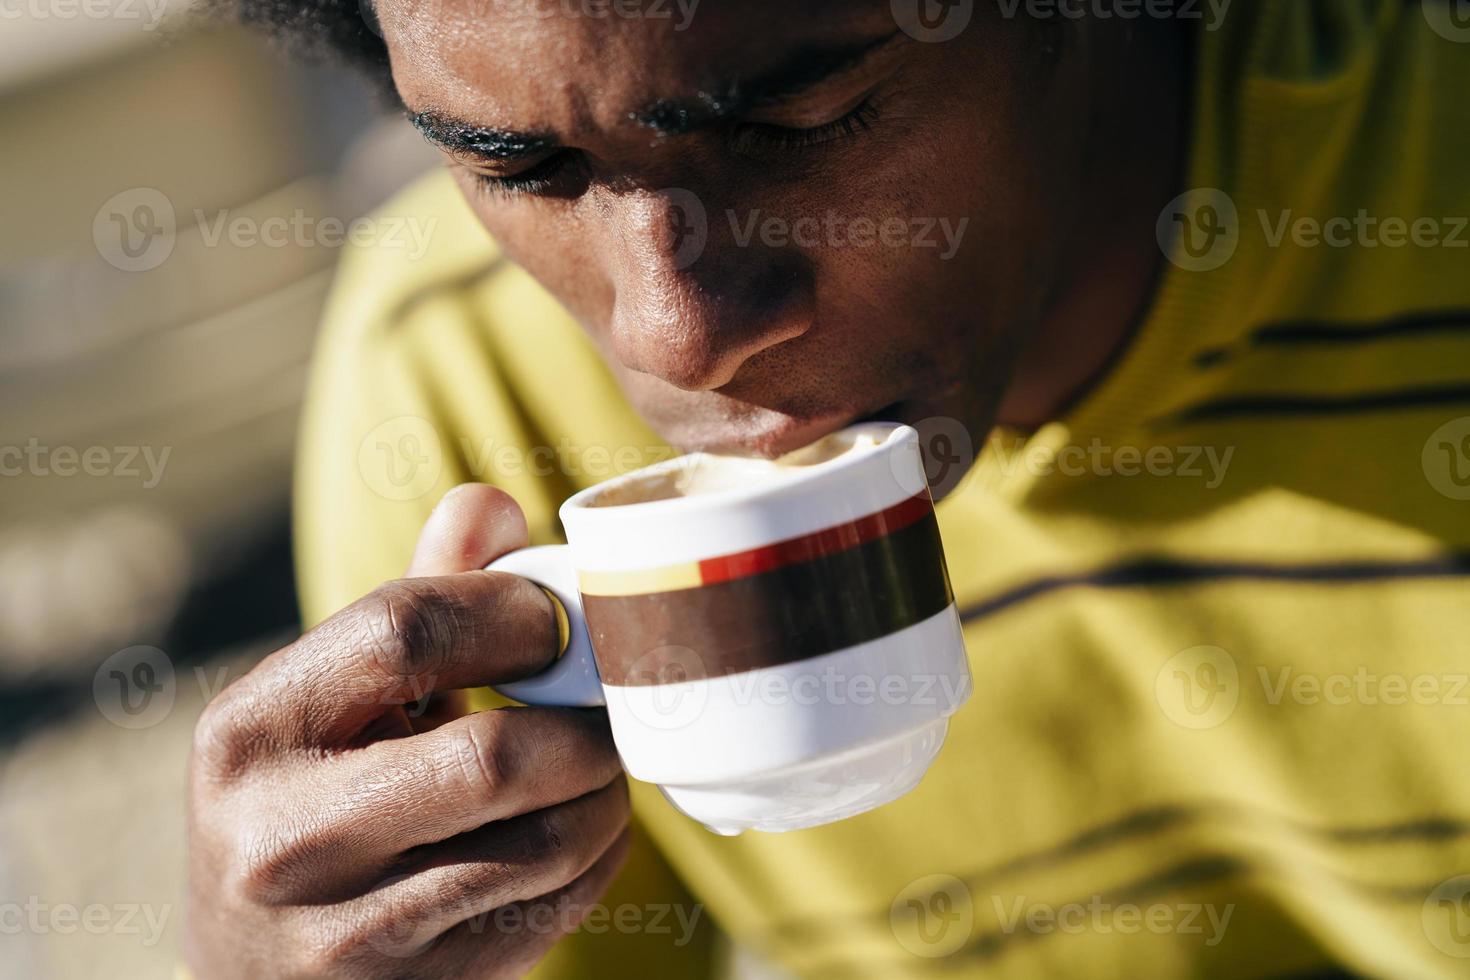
[856,401,907,426]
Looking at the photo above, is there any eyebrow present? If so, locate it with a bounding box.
[408,29,901,162]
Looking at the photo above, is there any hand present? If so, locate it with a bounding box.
[185,485,630,978]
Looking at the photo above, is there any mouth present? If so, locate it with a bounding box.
[854,400,907,426]
[692,398,915,459]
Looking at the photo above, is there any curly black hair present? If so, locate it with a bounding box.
[213,0,397,101]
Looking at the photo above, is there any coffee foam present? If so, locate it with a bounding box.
[589,429,885,508]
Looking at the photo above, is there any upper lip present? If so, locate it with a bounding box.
[695,400,907,459]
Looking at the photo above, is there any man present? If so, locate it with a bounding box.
[187,0,1470,976]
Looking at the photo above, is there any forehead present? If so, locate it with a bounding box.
[377,0,893,129]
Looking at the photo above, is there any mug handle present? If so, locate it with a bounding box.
[484,545,605,707]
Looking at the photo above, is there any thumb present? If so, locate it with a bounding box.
[406,483,531,577]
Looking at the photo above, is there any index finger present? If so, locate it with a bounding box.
[230,570,561,749]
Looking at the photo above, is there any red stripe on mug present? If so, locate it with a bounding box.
[695,491,934,586]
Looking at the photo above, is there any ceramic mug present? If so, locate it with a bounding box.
[488,422,971,835]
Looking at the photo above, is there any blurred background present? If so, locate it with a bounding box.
[0,5,436,975]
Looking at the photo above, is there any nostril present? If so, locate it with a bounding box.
[606,213,816,391]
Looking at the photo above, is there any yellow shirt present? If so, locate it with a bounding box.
[295,3,1470,976]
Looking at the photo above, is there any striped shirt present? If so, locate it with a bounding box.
[295,3,1470,976]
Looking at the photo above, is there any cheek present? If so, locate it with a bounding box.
[455,177,613,326]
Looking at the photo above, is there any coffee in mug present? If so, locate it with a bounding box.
[488,422,970,835]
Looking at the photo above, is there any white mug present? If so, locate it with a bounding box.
[487,422,971,835]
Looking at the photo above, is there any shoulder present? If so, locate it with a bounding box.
[321,168,505,343]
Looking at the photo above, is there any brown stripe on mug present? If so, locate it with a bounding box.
[582,507,954,686]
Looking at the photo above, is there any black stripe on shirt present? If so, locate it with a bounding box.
[1155,381,1470,426]
[957,552,1470,626]
[773,799,1470,948]
[1193,307,1470,367]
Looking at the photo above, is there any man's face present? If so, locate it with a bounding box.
[378,0,1088,457]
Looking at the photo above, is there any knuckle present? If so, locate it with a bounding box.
[520,808,573,880]
[295,935,371,979]
[233,822,320,906]
[191,684,271,782]
[312,898,440,973]
[452,715,515,806]
[358,580,457,685]
[427,864,506,920]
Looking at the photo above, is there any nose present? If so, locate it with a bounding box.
[604,189,815,392]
